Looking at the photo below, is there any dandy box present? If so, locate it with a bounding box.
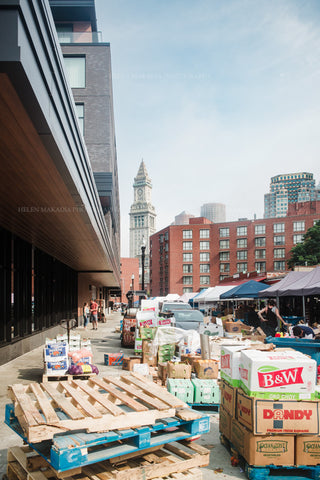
[220,345,249,387]
[239,349,317,399]
[236,388,320,435]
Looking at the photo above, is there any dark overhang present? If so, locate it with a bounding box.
[49,0,97,31]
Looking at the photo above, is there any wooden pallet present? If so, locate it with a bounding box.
[7,441,208,480]
[42,373,96,382]
[7,372,201,443]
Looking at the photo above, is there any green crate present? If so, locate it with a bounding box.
[191,378,220,404]
[167,378,194,403]
[140,327,157,340]
[158,343,175,354]
[158,353,174,363]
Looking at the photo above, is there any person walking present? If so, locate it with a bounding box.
[90,299,99,330]
[83,302,90,330]
[258,299,288,337]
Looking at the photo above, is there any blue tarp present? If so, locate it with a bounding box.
[220,280,269,299]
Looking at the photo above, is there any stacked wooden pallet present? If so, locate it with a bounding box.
[6,372,210,479]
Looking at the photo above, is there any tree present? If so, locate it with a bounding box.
[287,220,320,269]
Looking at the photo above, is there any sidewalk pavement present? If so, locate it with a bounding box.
[0,312,245,480]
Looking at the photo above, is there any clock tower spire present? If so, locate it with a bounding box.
[129,160,156,289]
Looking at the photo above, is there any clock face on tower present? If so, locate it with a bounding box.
[137,188,143,198]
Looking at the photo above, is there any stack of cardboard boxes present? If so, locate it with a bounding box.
[220,346,320,467]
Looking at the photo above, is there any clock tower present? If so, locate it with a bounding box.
[129,160,156,289]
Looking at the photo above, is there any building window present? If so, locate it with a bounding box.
[63,56,86,88]
[200,276,210,285]
[183,264,193,273]
[219,228,229,237]
[255,224,266,235]
[293,234,304,244]
[293,221,305,232]
[237,250,247,260]
[183,241,193,250]
[200,252,210,261]
[219,252,230,261]
[274,248,285,258]
[255,262,266,272]
[183,287,193,293]
[220,240,229,249]
[75,103,84,135]
[237,226,247,236]
[274,223,285,233]
[183,276,193,285]
[165,232,168,240]
[255,237,266,247]
[200,241,209,250]
[255,249,266,259]
[237,263,247,272]
[56,24,73,42]
[200,264,210,273]
[274,235,285,246]
[183,253,193,262]
[183,230,192,239]
[274,261,285,271]
[200,229,210,238]
[313,220,320,225]
[159,234,164,243]
[134,215,144,227]
[237,238,247,248]
[220,263,230,272]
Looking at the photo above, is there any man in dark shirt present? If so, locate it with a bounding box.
[292,325,315,338]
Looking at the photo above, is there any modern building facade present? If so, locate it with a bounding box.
[264,172,320,218]
[172,211,195,225]
[0,0,120,363]
[149,202,320,296]
[200,203,226,223]
[129,160,156,288]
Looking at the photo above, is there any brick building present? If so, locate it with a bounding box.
[119,258,139,304]
[149,202,320,296]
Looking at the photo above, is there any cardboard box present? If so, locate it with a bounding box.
[220,345,248,387]
[192,378,220,404]
[180,354,202,372]
[296,436,320,465]
[167,361,192,379]
[134,338,142,353]
[198,323,224,337]
[104,353,124,366]
[220,380,237,417]
[167,378,194,403]
[236,388,320,435]
[122,357,142,371]
[44,342,68,362]
[142,339,154,353]
[45,360,68,375]
[224,321,243,333]
[193,359,219,379]
[142,351,157,366]
[231,418,295,466]
[239,349,317,399]
[157,362,168,381]
[140,327,157,340]
[219,405,232,440]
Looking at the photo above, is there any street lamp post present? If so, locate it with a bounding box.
[131,274,135,296]
[141,238,146,292]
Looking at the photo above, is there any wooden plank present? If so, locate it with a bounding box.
[29,383,60,424]
[41,382,85,420]
[120,374,187,408]
[71,380,124,416]
[109,446,165,465]
[179,440,210,455]
[164,444,193,459]
[175,409,202,422]
[59,382,102,418]
[102,376,169,411]
[7,461,27,480]
[9,385,46,426]
[89,378,149,412]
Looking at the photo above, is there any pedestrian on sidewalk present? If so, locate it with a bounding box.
[83,302,90,330]
[90,299,99,330]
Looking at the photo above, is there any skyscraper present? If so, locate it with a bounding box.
[200,203,226,223]
[129,161,156,287]
[264,172,320,218]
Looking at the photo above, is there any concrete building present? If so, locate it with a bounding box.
[201,203,226,223]
[264,172,320,218]
[149,202,320,296]
[0,0,120,363]
[172,211,195,225]
[129,160,156,289]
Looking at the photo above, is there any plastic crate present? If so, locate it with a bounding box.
[265,336,320,365]
[191,378,220,404]
[167,378,194,403]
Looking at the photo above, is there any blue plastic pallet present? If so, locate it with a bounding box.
[245,463,320,480]
[5,404,210,472]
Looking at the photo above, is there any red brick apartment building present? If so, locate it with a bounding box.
[149,202,320,296]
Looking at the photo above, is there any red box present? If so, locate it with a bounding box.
[104,353,124,366]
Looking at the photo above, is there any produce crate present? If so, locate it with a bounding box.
[191,378,220,404]
[167,378,194,403]
[140,327,157,340]
[104,353,124,366]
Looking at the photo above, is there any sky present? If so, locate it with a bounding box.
[95,0,320,257]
